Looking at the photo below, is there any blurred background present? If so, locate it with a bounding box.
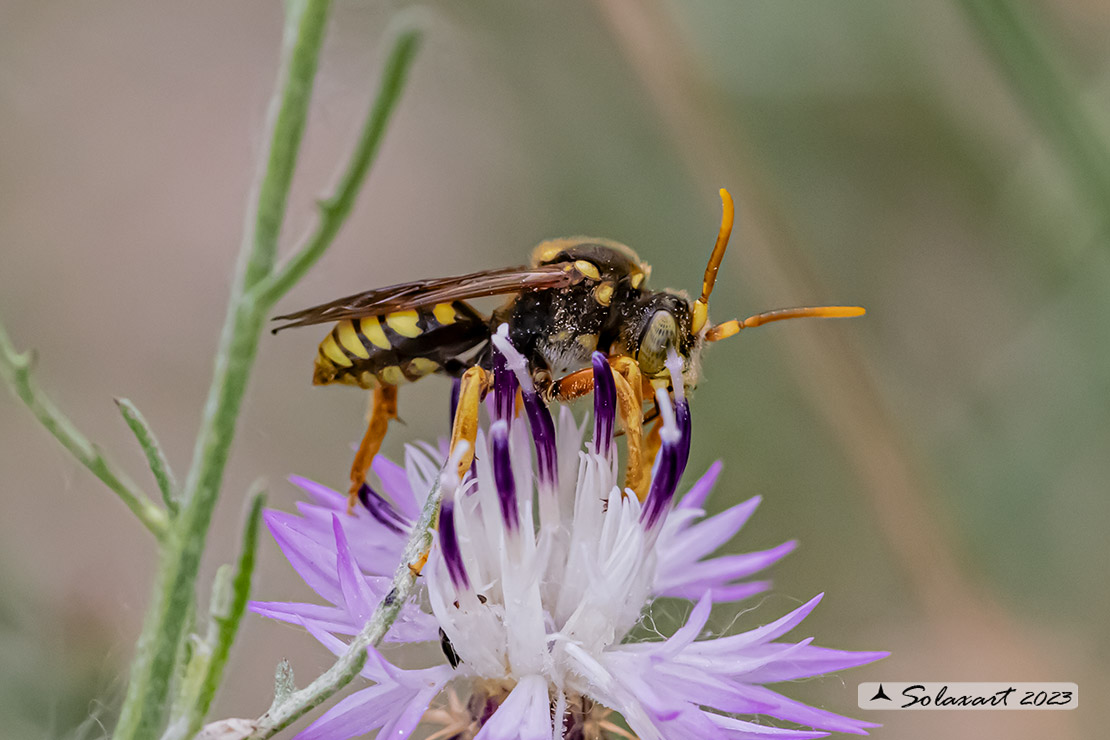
[0,1,1106,738]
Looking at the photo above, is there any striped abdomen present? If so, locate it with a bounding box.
[313,301,488,388]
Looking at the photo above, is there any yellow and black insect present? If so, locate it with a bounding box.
[273,189,863,509]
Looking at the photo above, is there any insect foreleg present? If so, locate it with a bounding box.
[609,357,648,501]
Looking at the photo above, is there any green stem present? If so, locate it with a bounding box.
[955,0,1110,229]
[112,3,333,737]
[242,0,332,293]
[116,398,179,515]
[196,489,266,730]
[0,322,168,540]
[253,27,422,309]
[162,488,266,740]
[250,476,444,738]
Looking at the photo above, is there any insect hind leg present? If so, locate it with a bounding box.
[348,383,398,515]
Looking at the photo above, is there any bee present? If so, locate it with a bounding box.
[273,190,863,509]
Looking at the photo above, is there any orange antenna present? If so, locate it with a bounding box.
[705,305,865,342]
[691,188,734,335]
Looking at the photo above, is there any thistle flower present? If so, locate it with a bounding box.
[251,335,885,739]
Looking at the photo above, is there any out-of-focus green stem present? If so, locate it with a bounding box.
[0,322,168,540]
[112,2,333,737]
[117,398,180,515]
[162,489,266,740]
[196,490,265,729]
[956,0,1110,228]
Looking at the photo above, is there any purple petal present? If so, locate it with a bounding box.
[491,350,518,425]
[296,668,449,740]
[357,482,410,535]
[372,456,419,520]
[685,594,824,655]
[706,712,830,739]
[740,646,891,683]
[249,601,356,634]
[289,475,346,509]
[292,503,406,578]
[660,592,713,653]
[677,461,723,510]
[297,685,399,740]
[591,352,615,456]
[641,438,681,528]
[657,542,797,594]
[332,515,378,625]
[666,497,763,560]
[522,390,558,490]
[620,670,686,723]
[250,599,437,643]
[474,675,551,740]
[724,684,880,735]
[659,580,772,603]
[675,396,691,478]
[264,510,342,604]
[490,420,519,531]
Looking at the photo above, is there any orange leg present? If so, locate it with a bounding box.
[553,366,596,402]
[448,365,490,478]
[609,358,647,500]
[403,367,488,580]
[348,383,399,515]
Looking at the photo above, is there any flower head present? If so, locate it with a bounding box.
[251,337,885,739]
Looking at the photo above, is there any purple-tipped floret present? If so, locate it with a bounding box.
[490,421,519,531]
[591,352,616,456]
[438,500,470,590]
[357,482,409,535]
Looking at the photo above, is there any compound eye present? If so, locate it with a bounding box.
[636,310,677,376]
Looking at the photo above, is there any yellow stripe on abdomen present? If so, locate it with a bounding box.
[432,302,456,325]
[385,309,422,338]
[359,317,391,349]
[379,365,405,385]
[319,334,353,367]
[336,320,370,359]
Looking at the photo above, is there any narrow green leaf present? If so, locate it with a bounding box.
[116,398,179,515]
[194,489,266,730]
[162,634,210,740]
[162,488,265,740]
[0,321,168,540]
